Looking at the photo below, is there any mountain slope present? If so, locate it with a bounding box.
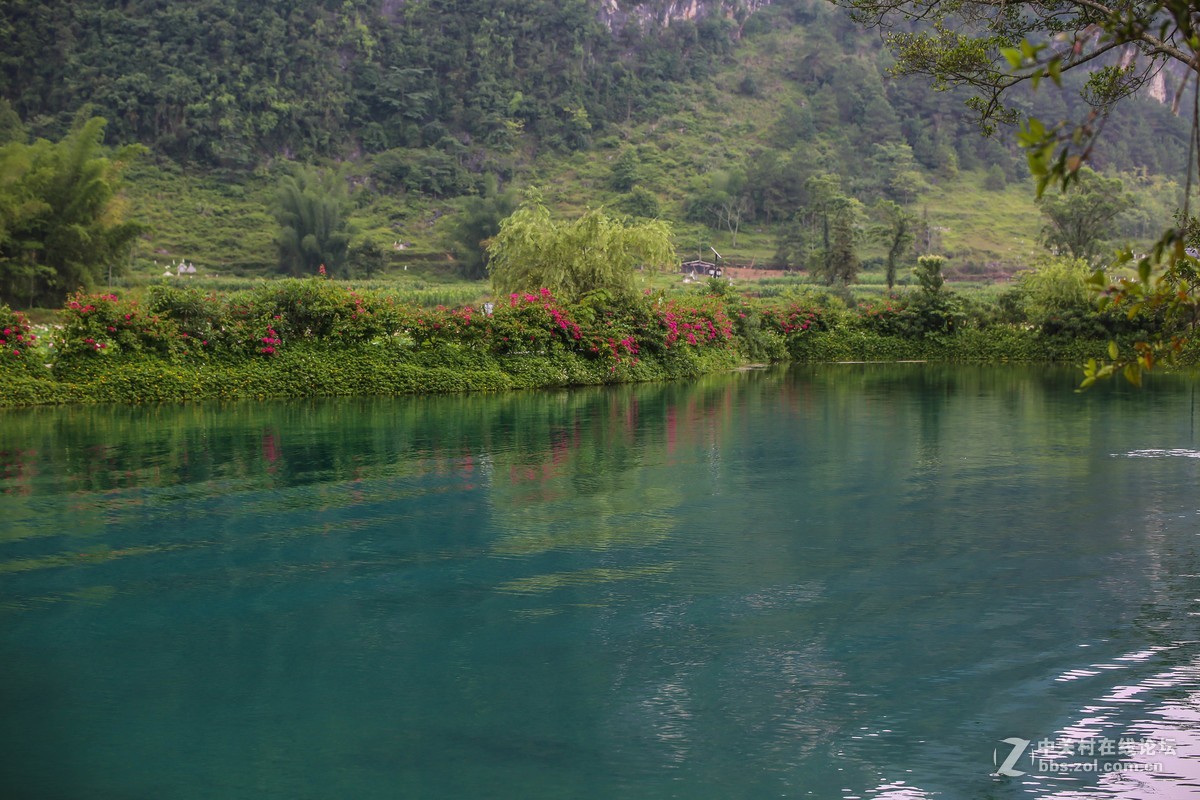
[1,0,1190,278]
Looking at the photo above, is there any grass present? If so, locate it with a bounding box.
[914,170,1042,274]
[124,161,278,275]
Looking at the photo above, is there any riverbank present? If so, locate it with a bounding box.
[0,344,748,406]
[0,279,1189,407]
[0,331,1147,408]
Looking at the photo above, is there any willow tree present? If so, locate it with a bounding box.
[0,116,143,307]
[275,166,352,277]
[487,194,674,301]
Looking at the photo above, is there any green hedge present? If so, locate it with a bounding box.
[0,341,743,406]
[2,326,1187,407]
[3,285,1194,407]
[786,327,1116,364]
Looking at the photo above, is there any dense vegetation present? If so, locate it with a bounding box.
[1,0,1192,291]
[1,0,1197,403]
[2,255,1192,406]
[5,0,1186,173]
[0,117,144,308]
[835,0,1200,384]
[0,0,736,168]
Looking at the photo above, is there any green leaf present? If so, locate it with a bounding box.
[1123,363,1142,387]
[1047,58,1062,86]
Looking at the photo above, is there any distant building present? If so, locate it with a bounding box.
[681,259,721,278]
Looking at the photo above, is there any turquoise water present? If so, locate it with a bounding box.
[2,365,1199,799]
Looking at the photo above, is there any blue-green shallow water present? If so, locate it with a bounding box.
[2,365,1200,799]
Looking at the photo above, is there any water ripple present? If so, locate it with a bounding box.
[1118,449,1200,459]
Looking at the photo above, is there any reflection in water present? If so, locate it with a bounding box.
[0,365,1199,799]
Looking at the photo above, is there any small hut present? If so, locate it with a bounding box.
[681,259,721,278]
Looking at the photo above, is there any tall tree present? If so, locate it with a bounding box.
[872,200,915,289]
[823,208,861,286]
[274,166,352,277]
[684,169,751,246]
[449,178,518,280]
[1037,168,1130,263]
[609,149,641,192]
[0,116,143,307]
[803,174,862,286]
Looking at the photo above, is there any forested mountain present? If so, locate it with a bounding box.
[0,0,1192,283]
[3,0,1188,172]
[1,0,748,166]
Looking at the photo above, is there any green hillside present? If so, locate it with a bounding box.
[0,0,1192,293]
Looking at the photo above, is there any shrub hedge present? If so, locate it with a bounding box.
[0,278,1190,406]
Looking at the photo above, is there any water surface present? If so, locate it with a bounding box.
[2,365,1199,798]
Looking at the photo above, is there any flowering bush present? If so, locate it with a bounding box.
[54,292,185,365]
[404,289,588,356]
[486,292,568,353]
[719,296,788,362]
[249,278,362,340]
[145,285,231,357]
[405,304,468,348]
[656,296,734,350]
[0,304,42,372]
[761,302,833,336]
[329,290,404,343]
[855,296,911,336]
[44,281,786,383]
[258,326,282,355]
